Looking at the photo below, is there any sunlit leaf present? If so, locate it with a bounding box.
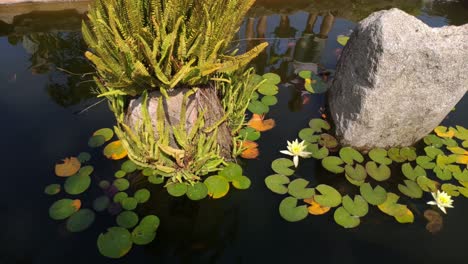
[247,114,275,132]
[93,128,114,141]
[322,156,344,174]
[417,176,438,192]
[306,143,329,160]
[456,155,468,165]
[368,148,392,165]
[262,73,281,85]
[117,211,139,228]
[314,184,342,207]
[388,148,406,163]
[454,126,468,141]
[186,182,208,200]
[394,208,414,224]
[342,195,368,217]
[360,183,387,205]
[425,146,444,159]
[66,209,95,232]
[239,127,261,141]
[261,95,278,106]
[288,178,315,199]
[279,197,308,222]
[345,174,365,186]
[258,83,279,96]
[44,184,61,195]
[424,135,444,148]
[121,160,137,173]
[299,128,320,143]
[304,197,330,215]
[132,225,156,245]
[134,189,150,203]
[319,133,338,149]
[265,174,290,194]
[271,158,295,176]
[401,163,426,181]
[398,180,423,198]
[441,183,460,196]
[204,176,229,199]
[308,119,330,133]
[400,147,417,161]
[93,196,111,212]
[103,140,128,160]
[448,147,468,155]
[49,199,81,220]
[366,161,391,181]
[334,206,360,228]
[416,155,436,169]
[240,146,259,159]
[64,173,91,195]
[345,164,367,181]
[339,147,364,165]
[377,193,406,217]
[55,157,81,177]
[434,166,452,181]
[434,126,455,138]
[121,197,138,210]
[97,227,133,259]
[443,138,458,147]
[337,35,350,46]
[167,183,188,197]
[298,70,312,79]
[232,175,251,190]
[454,169,468,182]
[248,100,269,114]
[219,162,243,181]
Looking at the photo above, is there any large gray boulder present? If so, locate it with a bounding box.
[329,8,468,151]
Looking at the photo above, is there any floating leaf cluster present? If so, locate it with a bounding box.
[266,119,468,229]
[297,71,328,94]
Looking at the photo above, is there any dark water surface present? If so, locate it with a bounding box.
[0,1,467,263]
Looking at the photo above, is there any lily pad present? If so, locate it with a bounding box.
[77,152,91,163]
[248,100,269,115]
[424,135,444,148]
[219,162,242,181]
[322,156,345,174]
[261,95,278,106]
[398,180,423,198]
[288,179,315,199]
[307,144,329,160]
[93,196,111,212]
[97,227,133,259]
[345,164,367,181]
[93,128,114,141]
[258,83,278,96]
[167,183,188,197]
[116,211,139,228]
[319,133,338,149]
[400,147,417,161]
[262,73,281,85]
[232,175,251,190]
[339,147,364,165]
[425,146,444,159]
[454,125,468,140]
[99,180,110,189]
[44,184,61,195]
[113,179,130,191]
[309,119,330,133]
[239,127,261,141]
[88,135,106,148]
[121,197,138,210]
[304,197,331,215]
[103,140,128,160]
[49,199,81,220]
[416,176,438,192]
[55,157,81,177]
[121,160,137,173]
[204,176,230,199]
[443,138,459,147]
[366,162,391,181]
[434,166,452,181]
[186,182,208,200]
[140,215,160,231]
[271,158,295,176]
[265,174,290,194]
[66,209,95,232]
[279,197,308,222]
[345,174,365,186]
[314,184,342,207]
[401,163,426,181]
[388,148,406,163]
[134,189,150,203]
[368,148,392,165]
[298,70,312,79]
[114,170,126,178]
[342,195,368,217]
[148,175,165,184]
[454,169,468,182]
[132,225,157,245]
[64,173,91,195]
[434,126,455,138]
[334,206,360,228]
[441,183,460,196]
[360,183,387,205]
[299,128,320,143]
[78,165,94,177]
[113,192,128,203]
[416,156,436,169]
[395,208,415,224]
[377,192,406,217]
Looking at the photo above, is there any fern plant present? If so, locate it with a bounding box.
[82,0,267,97]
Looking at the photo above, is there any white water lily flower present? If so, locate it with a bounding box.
[427,190,454,214]
[280,139,312,167]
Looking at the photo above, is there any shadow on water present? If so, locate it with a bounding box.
[0,0,467,263]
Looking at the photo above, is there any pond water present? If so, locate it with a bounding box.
[1,1,467,263]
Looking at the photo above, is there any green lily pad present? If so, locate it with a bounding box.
[345,164,367,181]
[314,184,342,207]
[339,147,364,165]
[416,176,438,192]
[116,211,139,228]
[307,143,329,160]
[262,73,281,85]
[360,183,387,205]
[436,155,456,169]
[443,138,459,147]
[299,128,320,143]
[148,175,165,184]
[366,161,391,181]
[114,170,127,178]
[388,148,406,163]
[258,83,279,96]
[342,195,368,217]
[239,127,261,141]
[454,125,468,140]
[93,128,114,141]
[441,183,460,196]
[167,183,188,197]
[219,162,242,181]
[345,174,365,186]
[113,179,130,191]
[44,184,61,195]
[140,215,160,231]
[97,227,133,259]
[454,169,468,182]
[368,148,392,165]
[64,173,91,195]
[377,192,406,216]
[288,178,315,199]
[425,146,444,159]
[78,165,94,177]
[319,133,338,149]
[88,135,106,148]
[434,166,452,181]
[99,180,110,189]
[77,152,91,163]
[398,180,423,198]
[298,70,312,79]
[132,225,157,245]
[322,156,345,174]
[463,140,468,148]
[279,197,308,222]
[250,91,259,100]
[204,175,230,199]
[416,156,436,169]
[424,135,443,148]
[271,158,295,176]
[248,100,269,114]
[121,160,137,173]
[142,168,155,176]
[401,163,426,181]
[334,206,360,228]
[265,174,290,194]
[232,175,251,190]
[458,187,468,197]
[400,147,417,161]
[309,119,330,133]
[134,189,150,203]
[113,192,128,203]
[49,199,80,220]
[121,197,138,210]
[448,146,468,155]
[186,182,208,200]
[93,196,110,212]
[261,95,278,106]
[66,209,95,232]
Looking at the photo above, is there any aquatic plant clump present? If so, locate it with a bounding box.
[267,120,468,229]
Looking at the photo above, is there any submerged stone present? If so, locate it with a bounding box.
[329,8,468,151]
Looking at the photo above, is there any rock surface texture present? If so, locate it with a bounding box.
[329,8,468,150]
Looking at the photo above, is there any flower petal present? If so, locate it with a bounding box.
[439,205,447,214]
[293,155,299,168]
[427,201,437,205]
[280,150,293,156]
